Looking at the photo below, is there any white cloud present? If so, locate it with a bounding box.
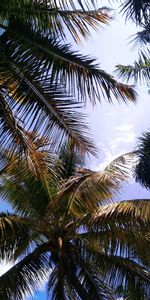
[94,123,136,174]
[95,148,126,171]
[115,124,133,132]
[110,123,136,150]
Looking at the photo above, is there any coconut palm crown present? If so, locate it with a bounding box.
[1,142,150,300]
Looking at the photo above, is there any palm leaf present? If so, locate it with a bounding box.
[120,0,150,25]
[66,265,90,300]
[79,221,150,267]
[0,59,95,155]
[0,213,30,260]
[0,160,53,216]
[91,199,150,225]
[104,151,136,178]
[48,152,132,216]
[0,92,33,158]
[116,52,150,85]
[135,131,150,189]
[67,152,134,214]
[78,259,114,300]
[131,23,150,47]
[0,95,58,174]
[0,1,110,41]
[59,141,85,179]
[48,247,91,299]
[80,241,150,299]
[0,132,62,215]
[0,243,50,300]
[1,25,137,104]
[96,252,150,298]
[48,263,65,300]
[48,8,111,42]
[47,170,116,216]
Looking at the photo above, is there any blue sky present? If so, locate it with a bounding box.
[0,2,150,300]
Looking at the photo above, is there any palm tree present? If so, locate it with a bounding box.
[1,142,150,300]
[0,0,137,162]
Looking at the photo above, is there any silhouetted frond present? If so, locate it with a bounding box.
[135,131,150,189]
[120,0,150,25]
[0,213,30,260]
[0,244,49,300]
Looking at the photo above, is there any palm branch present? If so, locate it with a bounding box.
[119,0,150,25]
[131,23,150,48]
[134,131,150,189]
[0,0,137,158]
[0,244,50,300]
[0,1,111,39]
[91,199,150,226]
[116,51,150,85]
[0,213,31,260]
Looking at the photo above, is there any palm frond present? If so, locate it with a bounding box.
[0,243,49,300]
[0,131,62,215]
[0,213,30,260]
[96,252,150,298]
[49,254,90,300]
[131,23,150,47]
[0,0,112,47]
[120,0,150,25]
[1,23,137,105]
[0,96,59,174]
[49,152,132,216]
[78,259,114,300]
[80,240,150,299]
[0,59,95,156]
[0,92,34,158]
[116,52,150,85]
[79,221,150,267]
[66,266,90,300]
[0,160,53,216]
[59,141,85,180]
[48,263,65,300]
[104,151,136,178]
[135,131,150,189]
[48,8,111,42]
[91,199,150,226]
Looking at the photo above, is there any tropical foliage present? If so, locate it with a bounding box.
[116,51,150,85]
[1,143,150,299]
[134,131,150,189]
[0,0,137,162]
[0,0,150,299]
[115,0,150,88]
[116,1,150,185]
[119,0,150,25]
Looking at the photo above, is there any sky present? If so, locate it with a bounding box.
[0,2,150,299]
